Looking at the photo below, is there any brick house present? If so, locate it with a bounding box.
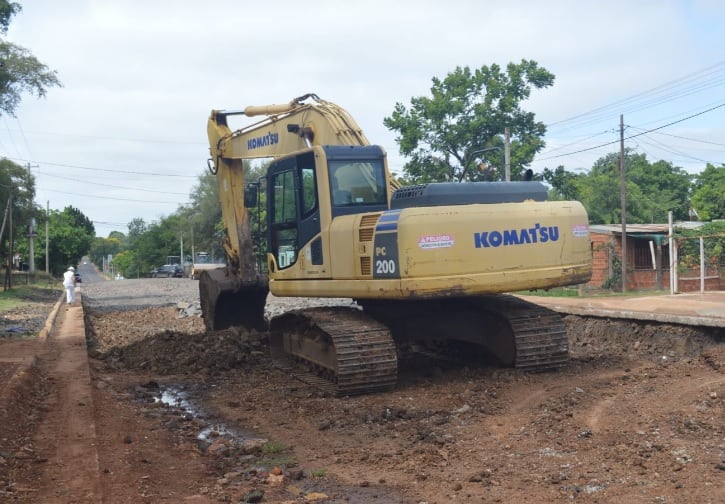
[587,222,722,292]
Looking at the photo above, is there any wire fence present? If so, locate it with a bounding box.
[672,233,725,292]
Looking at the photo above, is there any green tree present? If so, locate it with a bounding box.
[574,151,692,224]
[42,206,95,274]
[627,157,691,222]
[690,164,725,221]
[126,214,187,275]
[177,173,224,259]
[110,249,137,278]
[0,1,61,116]
[177,161,268,265]
[383,60,554,183]
[126,218,147,247]
[541,165,584,201]
[89,235,123,266]
[0,157,38,273]
[0,2,20,31]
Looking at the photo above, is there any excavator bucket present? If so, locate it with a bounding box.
[198,267,269,332]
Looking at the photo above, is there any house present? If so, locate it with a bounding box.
[587,222,722,293]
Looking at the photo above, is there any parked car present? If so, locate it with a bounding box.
[150,264,184,278]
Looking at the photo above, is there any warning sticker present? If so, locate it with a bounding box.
[418,234,455,249]
[572,224,589,238]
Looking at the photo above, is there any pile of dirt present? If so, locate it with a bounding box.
[566,314,723,361]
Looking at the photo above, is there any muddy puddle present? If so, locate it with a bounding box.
[154,385,248,443]
[135,381,415,503]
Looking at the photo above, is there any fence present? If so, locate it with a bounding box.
[672,233,725,293]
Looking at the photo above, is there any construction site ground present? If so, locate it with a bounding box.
[0,279,723,503]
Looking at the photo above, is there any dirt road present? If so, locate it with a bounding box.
[1,280,723,503]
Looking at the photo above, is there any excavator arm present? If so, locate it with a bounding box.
[203,94,397,331]
[207,94,389,276]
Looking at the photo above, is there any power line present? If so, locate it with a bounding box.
[35,169,190,196]
[2,127,207,146]
[641,129,725,148]
[631,130,720,165]
[40,187,186,204]
[3,156,200,178]
[546,60,725,131]
[537,102,725,162]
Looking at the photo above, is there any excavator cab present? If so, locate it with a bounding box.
[266,145,389,274]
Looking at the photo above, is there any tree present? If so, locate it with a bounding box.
[42,206,95,274]
[126,218,147,247]
[89,235,122,266]
[0,157,38,274]
[110,249,136,278]
[541,165,584,201]
[627,157,691,222]
[690,164,725,221]
[572,151,692,224]
[176,173,224,259]
[383,60,554,183]
[177,161,268,265]
[0,1,61,116]
[0,1,20,32]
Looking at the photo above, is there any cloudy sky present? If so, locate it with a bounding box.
[4,0,725,237]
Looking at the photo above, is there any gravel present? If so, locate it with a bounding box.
[80,278,201,313]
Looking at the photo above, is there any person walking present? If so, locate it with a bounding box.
[63,266,77,305]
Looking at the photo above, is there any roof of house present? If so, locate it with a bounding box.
[590,221,705,235]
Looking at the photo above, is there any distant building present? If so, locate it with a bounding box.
[588,222,722,292]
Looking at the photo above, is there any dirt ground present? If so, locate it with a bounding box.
[1,286,724,503]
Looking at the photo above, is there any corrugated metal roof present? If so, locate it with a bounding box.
[590,221,705,235]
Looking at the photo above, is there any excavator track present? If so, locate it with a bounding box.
[475,295,569,370]
[269,306,397,396]
[360,294,568,372]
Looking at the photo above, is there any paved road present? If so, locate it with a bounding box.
[520,291,725,328]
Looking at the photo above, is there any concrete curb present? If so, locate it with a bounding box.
[39,294,65,343]
[540,304,725,328]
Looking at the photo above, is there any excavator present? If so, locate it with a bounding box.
[202,93,592,395]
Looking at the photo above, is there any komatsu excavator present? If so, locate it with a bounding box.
[202,93,592,395]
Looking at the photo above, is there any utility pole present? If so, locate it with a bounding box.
[25,163,39,274]
[504,127,511,181]
[45,201,49,274]
[619,114,627,293]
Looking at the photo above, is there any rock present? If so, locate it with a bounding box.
[241,488,264,503]
[266,473,285,485]
[288,468,304,480]
[238,438,268,454]
[207,439,228,455]
[454,404,471,414]
[305,492,329,501]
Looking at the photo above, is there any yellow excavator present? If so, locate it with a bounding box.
[202,93,592,395]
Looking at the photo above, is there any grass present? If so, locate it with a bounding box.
[310,468,327,478]
[259,441,296,468]
[0,281,58,312]
[262,441,287,454]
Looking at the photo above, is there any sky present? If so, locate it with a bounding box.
[4,0,725,237]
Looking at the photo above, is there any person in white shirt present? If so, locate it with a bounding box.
[63,266,77,305]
